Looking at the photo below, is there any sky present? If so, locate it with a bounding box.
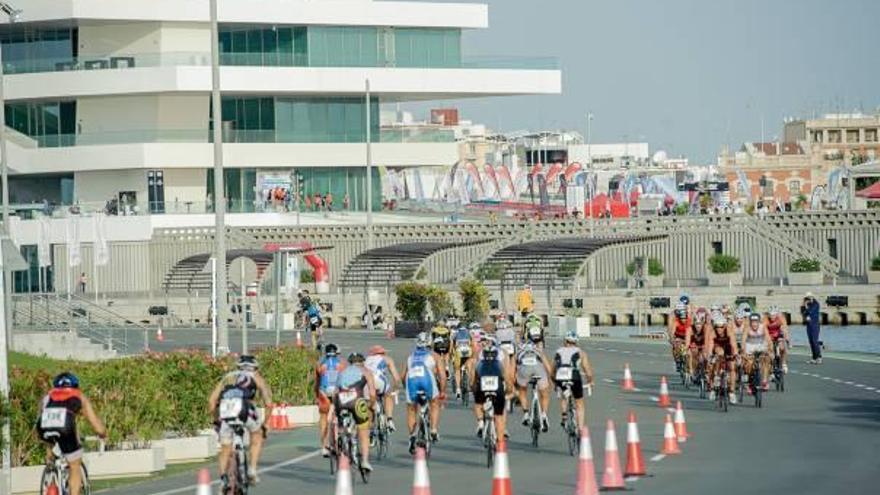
[406,0,880,163]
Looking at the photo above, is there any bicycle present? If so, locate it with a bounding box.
[675,344,690,388]
[557,378,580,457]
[456,348,471,407]
[736,357,747,405]
[413,391,433,458]
[712,359,729,413]
[218,397,253,495]
[771,341,786,393]
[525,376,545,447]
[39,433,92,495]
[747,352,764,408]
[336,408,370,483]
[371,394,391,460]
[692,357,708,399]
[481,390,499,469]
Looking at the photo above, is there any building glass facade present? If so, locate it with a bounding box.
[393,28,461,68]
[4,100,77,146]
[0,27,77,74]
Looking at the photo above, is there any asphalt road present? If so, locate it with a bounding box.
[103,329,880,495]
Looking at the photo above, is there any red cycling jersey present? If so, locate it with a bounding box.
[673,316,691,339]
[691,324,706,347]
[767,318,784,340]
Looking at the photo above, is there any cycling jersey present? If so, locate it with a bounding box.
[515,348,548,389]
[767,318,784,340]
[453,328,471,344]
[431,327,451,355]
[497,327,516,355]
[553,347,585,399]
[713,327,734,357]
[406,349,439,404]
[317,356,346,396]
[364,355,391,395]
[335,366,370,428]
[744,325,768,355]
[216,371,264,444]
[38,388,83,460]
[474,355,505,413]
[691,325,706,347]
[673,316,691,339]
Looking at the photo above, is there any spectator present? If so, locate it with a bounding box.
[78,272,87,293]
[313,192,322,211]
[304,194,312,211]
[515,284,534,320]
[343,193,350,213]
[325,192,333,212]
[800,292,822,364]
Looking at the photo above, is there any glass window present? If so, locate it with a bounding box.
[846,129,860,143]
[866,129,878,143]
[4,100,76,147]
[788,181,801,196]
[0,27,76,73]
[393,28,461,68]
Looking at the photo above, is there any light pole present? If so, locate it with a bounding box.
[209,0,229,353]
[586,112,594,236]
[365,78,373,249]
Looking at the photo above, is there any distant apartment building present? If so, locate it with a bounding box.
[718,142,824,204]
[784,113,880,165]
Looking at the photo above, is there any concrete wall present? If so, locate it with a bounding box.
[78,22,163,57]
[163,168,207,205]
[73,169,149,206]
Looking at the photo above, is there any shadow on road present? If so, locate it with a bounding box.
[828,396,880,423]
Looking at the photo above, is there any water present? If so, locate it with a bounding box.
[592,325,880,355]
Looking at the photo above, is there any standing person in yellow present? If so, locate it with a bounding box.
[516,284,534,320]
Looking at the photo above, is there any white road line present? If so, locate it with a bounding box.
[844,381,854,385]
[865,387,876,391]
[650,396,659,402]
[821,376,831,380]
[603,378,616,384]
[855,384,866,388]
[146,450,321,495]
[650,454,666,462]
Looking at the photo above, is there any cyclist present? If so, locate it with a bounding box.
[365,345,401,433]
[706,315,738,404]
[523,314,545,348]
[306,300,323,349]
[316,343,346,458]
[445,315,461,331]
[741,313,772,392]
[334,352,377,473]
[403,333,446,453]
[37,373,108,495]
[765,306,791,374]
[453,324,475,399]
[495,317,517,363]
[430,323,453,386]
[731,308,749,352]
[514,340,552,432]
[684,307,710,382]
[679,294,694,315]
[469,322,484,352]
[551,331,594,429]
[209,355,273,486]
[470,337,513,440]
[667,302,691,373]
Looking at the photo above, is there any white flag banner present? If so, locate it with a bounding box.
[67,216,81,267]
[38,216,52,267]
[94,214,110,266]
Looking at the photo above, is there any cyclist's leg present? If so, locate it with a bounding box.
[318,394,331,451]
[218,422,234,478]
[760,352,771,387]
[494,394,507,439]
[778,339,788,371]
[67,458,84,495]
[355,401,372,469]
[538,378,552,419]
[248,410,266,474]
[727,358,737,392]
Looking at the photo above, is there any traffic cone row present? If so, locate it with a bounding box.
[661,413,681,455]
[624,411,645,477]
[335,454,353,495]
[601,420,625,490]
[573,427,598,495]
[156,326,165,342]
[492,440,513,495]
[674,401,690,442]
[412,447,432,495]
[267,404,293,430]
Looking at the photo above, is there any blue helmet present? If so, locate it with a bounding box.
[679,294,690,305]
[53,372,79,389]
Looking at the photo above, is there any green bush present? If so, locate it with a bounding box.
[789,258,820,273]
[708,254,741,274]
[426,285,454,319]
[625,258,664,277]
[871,255,880,271]
[459,278,490,323]
[673,203,689,216]
[394,281,429,321]
[7,346,315,467]
[300,269,315,284]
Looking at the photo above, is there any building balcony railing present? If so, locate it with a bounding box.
[2,51,558,75]
[19,127,456,148]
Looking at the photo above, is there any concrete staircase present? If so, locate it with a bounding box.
[12,331,118,361]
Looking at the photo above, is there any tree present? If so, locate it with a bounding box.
[459,278,490,323]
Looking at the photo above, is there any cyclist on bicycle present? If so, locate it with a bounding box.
[430,323,452,386]
[667,302,691,372]
[453,324,474,399]
[306,300,323,347]
[523,314,545,348]
[403,333,446,453]
[365,345,401,433]
[445,315,461,331]
[765,306,791,374]
[514,340,552,432]
[209,355,273,486]
[684,307,710,379]
[316,343,346,458]
[706,315,738,404]
[334,352,377,473]
[470,337,513,440]
[551,331,594,429]
[742,313,772,392]
[469,322,485,352]
[496,317,517,359]
[37,373,107,495]
[731,308,749,352]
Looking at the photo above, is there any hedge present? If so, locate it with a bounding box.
[3,346,315,467]
[708,254,741,274]
[789,258,820,273]
[871,255,880,271]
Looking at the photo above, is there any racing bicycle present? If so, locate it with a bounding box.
[39,433,93,495]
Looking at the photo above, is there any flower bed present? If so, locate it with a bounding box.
[3,346,315,467]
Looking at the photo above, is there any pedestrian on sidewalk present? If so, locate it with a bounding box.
[800,291,822,364]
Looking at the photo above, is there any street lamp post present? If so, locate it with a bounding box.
[586,112,594,237]
[209,0,229,353]
[365,78,373,249]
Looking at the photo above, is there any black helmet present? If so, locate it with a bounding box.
[53,372,79,389]
[348,352,365,364]
[237,355,259,370]
[324,343,339,357]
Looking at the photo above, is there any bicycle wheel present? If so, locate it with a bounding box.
[485,424,496,469]
[566,402,578,456]
[778,369,785,393]
[329,434,340,475]
[80,463,91,495]
[39,466,57,495]
[461,373,470,407]
[358,452,370,484]
[237,448,250,495]
[530,397,540,448]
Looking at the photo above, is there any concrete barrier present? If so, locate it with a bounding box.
[285,405,319,427]
[153,435,217,464]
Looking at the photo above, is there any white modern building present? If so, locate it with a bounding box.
[1,0,560,218]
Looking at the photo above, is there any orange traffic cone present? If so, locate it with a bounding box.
[196,468,211,495]
[280,403,291,430]
[156,327,165,342]
[491,439,513,495]
[624,411,646,477]
[296,331,304,348]
[267,404,279,429]
[661,414,681,455]
[674,401,690,442]
[658,376,671,407]
[335,454,353,495]
[573,427,598,495]
[412,446,432,495]
[600,420,626,491]
[621,363,636,392]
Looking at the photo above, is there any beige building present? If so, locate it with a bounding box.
[784,113,880,165]
[718,142,826,204]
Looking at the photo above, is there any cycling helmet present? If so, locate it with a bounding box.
[768,305,780,317]
[348,352,365,364]
[674,302,687,318]
[368,345,386,355]
[712,316,727,328]
[482,334,497,346]
[710,303,721,313]
[738,302,752,314]
[749,313,761,322]
[237,355,259,370]
[53,372,79,389]
[469,322,482,331]
[415,332,431,348]
[679,294,690,305]
[694,308,709,322]
[735,308,747,320]
[564,330,579,344]
[324,343,339,357]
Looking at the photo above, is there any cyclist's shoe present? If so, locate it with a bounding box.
[476,420,484,439]
[369,431,377,447]
[521,411,531,427]
[815,358,823,364]
[782,363,789,374]
[321,446,331,458]
[709,390,716,401]
[361,460,374,473]
[540,413,549,433]
[387,419,396,433]
[456,388,462,399]
[248,472,261,485]
[560,411,568,428]
[408,435,417,454]
[729,392,737,405]
[431,430,440,443]
[219,474,229,495]
[504,432,510,440]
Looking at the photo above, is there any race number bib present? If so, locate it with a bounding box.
[338,390,357,405]
[528,326,542,338]
[40,407,68,429]
[500,343,515,354]
[481,376,500,392]
[521,355,538,366]
[457,344,472,356]
[310,316,319,324]
[409,366,426,378]
[555,367,574,381]
[219,398,244,420]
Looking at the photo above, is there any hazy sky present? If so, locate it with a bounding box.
[405,0,880,163]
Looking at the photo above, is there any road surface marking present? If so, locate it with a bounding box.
[650,454,666,462]
[603,378,615,384]
[146,450,321,495]
[650,396,659,402]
